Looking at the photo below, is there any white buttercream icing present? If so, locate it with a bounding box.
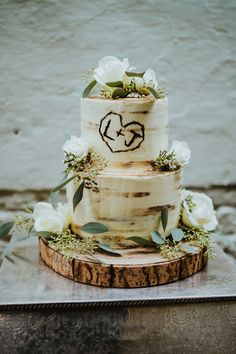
[80,96,168,173]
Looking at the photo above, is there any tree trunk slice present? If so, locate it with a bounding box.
[39,238,208,288]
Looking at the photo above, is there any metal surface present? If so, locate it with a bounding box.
[0,238,236,354]
[0,302,236,354]
[0,237,236,308]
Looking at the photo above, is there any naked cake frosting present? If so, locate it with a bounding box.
[0,56,218,274]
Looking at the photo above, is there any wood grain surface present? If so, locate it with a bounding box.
[39,238,208,288]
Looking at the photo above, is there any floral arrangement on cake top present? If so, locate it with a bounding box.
[82,56,166,99]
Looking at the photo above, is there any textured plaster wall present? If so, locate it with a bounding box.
[0,0,236,191]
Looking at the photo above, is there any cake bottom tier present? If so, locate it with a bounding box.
[67,168,182,245]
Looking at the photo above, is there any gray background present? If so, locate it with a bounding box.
[1,0,235,190]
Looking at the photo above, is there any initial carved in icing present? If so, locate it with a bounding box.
[99,112,145,153]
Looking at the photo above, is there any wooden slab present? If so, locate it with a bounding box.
[39,238,208,288]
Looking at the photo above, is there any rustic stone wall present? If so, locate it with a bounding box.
[0,0,236,191]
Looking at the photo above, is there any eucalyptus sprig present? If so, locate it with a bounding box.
[153,150,179,171]
[181,225,216,259]
[51,148,107,210]
[48,230,98,254]
[126,206,215,260]
[63,148,107,184]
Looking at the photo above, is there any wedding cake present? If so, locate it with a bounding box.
[63,56,217,247]
[67,96,182,245]
[0,56,218,287]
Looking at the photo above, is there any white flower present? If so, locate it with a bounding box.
[143,69,158,87]
[57,202,71,231]
[170,140,191,167]
[33,202,71,234]
[123,74,144,90]
[93,56,130,86]
[63,136,89,159]
[181,190,218,231]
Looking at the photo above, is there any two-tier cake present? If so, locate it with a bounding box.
[67,96,182,245]
[0,56,218,287]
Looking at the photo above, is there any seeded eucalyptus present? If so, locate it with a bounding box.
[127,206,215,260]
[64,148,107,183]
[153,150,179,171]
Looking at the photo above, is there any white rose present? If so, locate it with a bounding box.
[33,202,71,234]
[57,202,71,231]
[181,190,218,231]
[123,74,144,90]
[33,202,64,234]
[93,56,130,86]
[169,140,191,166]
[63,136,88,159]
[143,69,158,87]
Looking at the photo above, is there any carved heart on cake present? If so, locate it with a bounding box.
[99,112,145,153]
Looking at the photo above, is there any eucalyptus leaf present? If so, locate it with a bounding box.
[125,71,145,78]
[28,224,34,235]
[161,207,168,232]
[147,86,158,99]
[127,236,155,247]
[5,255,16,264]
[0,222,14,239]
[97,243,122,257]
[30,231,58,240]
[82,80,97,98]
[52,174,77,193]
[1,234,30,258]
[51,172,69,206]
[24,206,33,214]
[181,243,198,254]
[112,88,127,99]
[106,81,123,88]
[73,181,84,211]
[171,228,184,242]
[12,251,30,263]
[81,222,109,234]
[150,231,165,245]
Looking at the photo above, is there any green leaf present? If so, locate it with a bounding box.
[51,172,69,206]
[112,88,127,99]
[125,71,145,78]
[1,234,30,258]
[150,231,165,245]
[0,222,14,239]
[28,224,34,235]
[82,80,97,98]
[30,231,58,240]
[24,206,33,214]
[171,228,184,242]
[81,222,109,234]
[106,81,123,88]
[5,255,16,264]
[51,174,77,193]
[127,236,155,247]
[97,243,122,257]
[181,243,198,254]
[147,86,158,99]
[161,207,168,232]
[73,181,84,211]
[12,251,30,263]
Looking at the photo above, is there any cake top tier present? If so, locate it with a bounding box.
[80,96,168,173]
[79,56,168,173]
